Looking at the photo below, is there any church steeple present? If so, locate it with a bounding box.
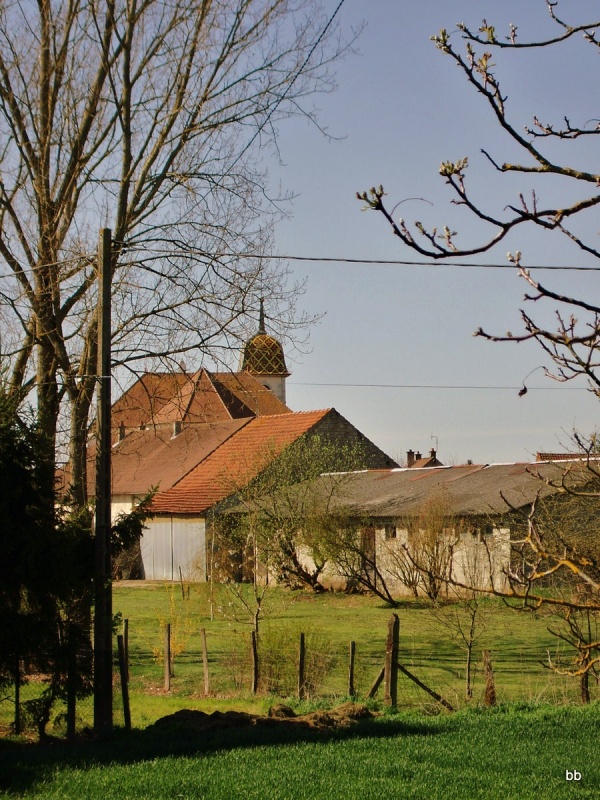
[240,299,290,404]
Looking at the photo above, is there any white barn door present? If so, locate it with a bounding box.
[140,517,206,581]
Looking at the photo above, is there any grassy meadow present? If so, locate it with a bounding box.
[2,704,600,799]
[3,580,591,734]
[92,581,599,727]
[2,583,599,798]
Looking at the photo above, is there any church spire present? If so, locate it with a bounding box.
[239,296,290,404]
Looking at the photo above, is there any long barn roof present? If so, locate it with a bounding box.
[294,461,595,519]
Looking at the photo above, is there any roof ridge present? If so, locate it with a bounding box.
[252,408,332,419]
[195,368,236,420]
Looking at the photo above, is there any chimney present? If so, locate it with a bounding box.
[415,451,422,462]
[430,448,436,460]
[406,449,415,468]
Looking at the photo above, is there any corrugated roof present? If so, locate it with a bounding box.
[300,462,592,519]
[150,409,331,514]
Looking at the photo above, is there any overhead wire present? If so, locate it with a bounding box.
[119,245,600,271]
[0,246,599,278]
[289,381,588,392]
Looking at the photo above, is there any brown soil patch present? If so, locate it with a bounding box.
[151,702,377,734]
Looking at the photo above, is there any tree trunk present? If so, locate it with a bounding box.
[465,641,473,700]
[36,338,60,508]
[68,388,95,508]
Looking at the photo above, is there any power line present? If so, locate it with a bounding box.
[1,248,599,282]
[0,244,598,276]
[289,381,588,391]
[124,246,600,271]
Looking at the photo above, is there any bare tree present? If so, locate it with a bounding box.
[321,521,400,607]
[0,0,352,504]
[393,491,459,603]
[357,2,600,610]
[545,603,600,704]
[357,2,600,394]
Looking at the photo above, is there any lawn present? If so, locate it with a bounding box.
[1,581,590,736]
[1,704,599,799]
[2,584,597,798]
[110,582,582,713]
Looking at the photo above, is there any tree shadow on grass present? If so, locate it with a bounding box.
[0,707,446,796]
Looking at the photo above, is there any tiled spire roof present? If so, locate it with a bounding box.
[240,299,290,377]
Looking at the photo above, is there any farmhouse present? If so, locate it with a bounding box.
[289,460,593,597]
[97,306,396,579]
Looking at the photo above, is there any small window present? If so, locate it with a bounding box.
[384,524,397,540]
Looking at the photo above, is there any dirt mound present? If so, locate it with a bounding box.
[152,702,376,734]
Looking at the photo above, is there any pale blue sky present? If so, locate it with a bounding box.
[263,0,600,465]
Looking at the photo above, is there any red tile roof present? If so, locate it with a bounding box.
[411,455,443,469]
[112,372,192,428]
[150,409,331,514]
[82,418,250,496]
[211,372,291,417]
[112,369,291,432]
[535,452,597,462]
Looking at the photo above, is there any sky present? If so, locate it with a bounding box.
[259,0,600,466]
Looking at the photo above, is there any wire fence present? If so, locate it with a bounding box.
[2,613,594,740]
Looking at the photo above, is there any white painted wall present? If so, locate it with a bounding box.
[375,524,511,597]
[110,494,136,523]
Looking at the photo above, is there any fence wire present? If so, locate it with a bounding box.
[1,617,592,740]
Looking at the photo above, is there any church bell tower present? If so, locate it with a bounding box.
[240,299,290,404]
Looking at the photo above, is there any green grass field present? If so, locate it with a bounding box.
[1,584,598,798]
[2,581,591,736]
[1,704,599,799]
[110,581,587,722]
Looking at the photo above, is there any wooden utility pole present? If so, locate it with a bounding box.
[94,228,113,735]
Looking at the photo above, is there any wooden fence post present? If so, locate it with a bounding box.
[298,632,306,700]
[123,619,129,685]
[251,630,259,694]
[384,613,399,708]
[117,634,131,730]
[483,650,496,707]
[396,662,455,712]
[66,625,77,740]
[201,627,210,695]
[348,641,356,698]
[164,623,171,692]
[367,666,385,699]
[13,658,21,735]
